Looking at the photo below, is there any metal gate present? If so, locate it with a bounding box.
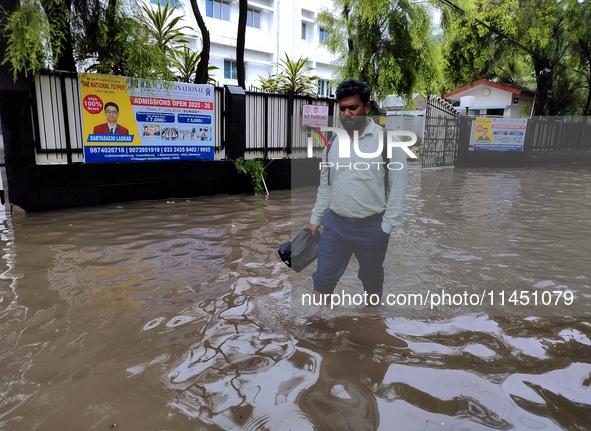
[422,95,460,168]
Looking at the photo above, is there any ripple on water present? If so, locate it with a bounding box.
[2,167,591,430]
[241,408,315,431]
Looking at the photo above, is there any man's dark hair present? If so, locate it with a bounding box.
[104,102,119,112]
[335,79,371,104]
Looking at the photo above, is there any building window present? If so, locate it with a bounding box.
[151,0,180,7]
[301,22,307,40]
[206,0,230,21]
[247,8,261,28]
[319,27,330,43]
[318,79,332,97]
[224,60,238,80]
[487,108,504,116]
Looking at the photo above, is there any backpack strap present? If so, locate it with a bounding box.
[326,135,334,185]
[382,128,389,194]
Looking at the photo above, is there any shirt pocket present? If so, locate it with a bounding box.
[349,155,386,182]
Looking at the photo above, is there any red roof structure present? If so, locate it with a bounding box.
[444,80,534,99]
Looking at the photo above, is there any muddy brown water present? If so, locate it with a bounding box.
[0,165,590,430]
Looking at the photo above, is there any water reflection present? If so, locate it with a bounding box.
[0,165,590,430]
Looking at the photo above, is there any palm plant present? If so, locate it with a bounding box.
[276,54,319,95]
[171,46,218,84]
[141,0,191,57]
[256,72,281,93]
[256,54,319,95]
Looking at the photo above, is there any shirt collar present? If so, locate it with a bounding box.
[358,118,379,139]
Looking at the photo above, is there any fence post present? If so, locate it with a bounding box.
[0,0,37,209]
[455,116,472,167]
[286,91,294,154]
[523,118,535,153]
[224,85,246,160]
[264,93,269,159]
[59,74,75,164]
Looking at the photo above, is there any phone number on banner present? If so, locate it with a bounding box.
[84,145,214,162]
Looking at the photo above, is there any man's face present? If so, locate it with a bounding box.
[338,95,369,133]
[104,106,119,124]
[482,128,488,137]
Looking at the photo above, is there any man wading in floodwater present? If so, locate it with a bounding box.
[308,79,407,305]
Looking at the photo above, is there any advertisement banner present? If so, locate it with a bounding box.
[79,73,215,163]
[474,117,527,152]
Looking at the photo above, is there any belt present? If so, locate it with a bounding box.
[333,211,384,225]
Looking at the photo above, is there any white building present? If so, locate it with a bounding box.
[151,0,338,95]
[443,80,535,117]
[384,93,427,113]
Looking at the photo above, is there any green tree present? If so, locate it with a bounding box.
[1,0,53,79]
[441,0,579,115]
[41,0,76,71]
[255,54,318,95]
[568,0,591,115]
[256,72,281,93]
[171,46,218,83]
[1,0,76,79]
[83,0,169,79]
[276,54,319,95]
[316,0,439,101]
[2,0,222,82]
[142,1,191,58]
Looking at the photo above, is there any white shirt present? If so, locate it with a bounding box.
[310,119,407,234]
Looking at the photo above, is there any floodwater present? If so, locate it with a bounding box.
[1,164,590,430]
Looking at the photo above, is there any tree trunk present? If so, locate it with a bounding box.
[100,0,124,75]
[584,77,591,116]
[533,57,554,116]
[236,0,247,89]
[189,0,210,84]
[40,0,77,72]
[343,6,353,53]
[57,0,76,72]
[578,39,591,116]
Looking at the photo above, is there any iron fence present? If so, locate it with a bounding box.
[34,75,589,167]
[33,74,84,164]
[422,95,460,168]
[245,90,289,156]
[31,73,337,164]
[525,116,591,152]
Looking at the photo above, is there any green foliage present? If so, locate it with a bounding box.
[2,0,217,83]
[87,7,172,79]
[141,1,191,57]
[520,103,532,118]
[1,0,60,79]
[256,54,318,95]
[235,157,266,195]
[566,0,591,114]
[276,54,319,95]
[440,0,588,115]
[316,0,440,101]
[171,47,218,83]
[256,72,281,93]
[403,98,417,111]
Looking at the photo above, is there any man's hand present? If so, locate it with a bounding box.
[307,223,319,236]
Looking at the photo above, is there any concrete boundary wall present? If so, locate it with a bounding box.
[5,158,321,212]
